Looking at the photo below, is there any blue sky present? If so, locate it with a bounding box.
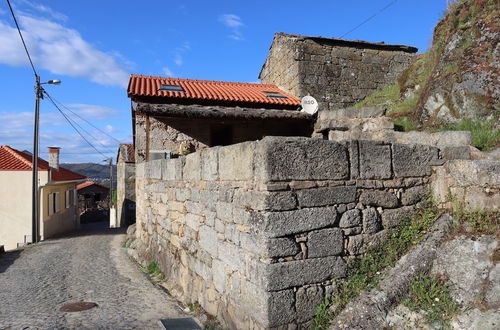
[0,0,448,163]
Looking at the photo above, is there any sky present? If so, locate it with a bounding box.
[0,0,448,164]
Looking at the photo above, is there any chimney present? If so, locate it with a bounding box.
[48,147,60,171]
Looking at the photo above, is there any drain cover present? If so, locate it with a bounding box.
[60,302,98,312]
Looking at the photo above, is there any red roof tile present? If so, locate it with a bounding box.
[77,181,109,190]
[0,146,86,182]
[127,75,301,107]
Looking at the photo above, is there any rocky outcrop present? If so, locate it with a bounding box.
[413,0,499,123]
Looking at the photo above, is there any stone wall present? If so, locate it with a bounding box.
[135,136,442,328]
[259,33,416,111]
[432,160,500,211]
[117,157,136,227]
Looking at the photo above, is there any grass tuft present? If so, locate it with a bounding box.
[144,260,162,277]
[403,274,460,327]
[311,198,440,329]
[438,119,500,151]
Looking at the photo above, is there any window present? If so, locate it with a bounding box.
[65,189,75,208]
[48,191,60,216]
[262,91,288,99]
[159,84,184,92]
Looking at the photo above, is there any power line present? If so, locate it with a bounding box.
[5,0,37,76]
[50,96,123,145]
[44,91,112,159]
[340,0,398,38]
[43,92,117,154]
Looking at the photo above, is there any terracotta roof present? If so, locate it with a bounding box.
[127,75,301,107]
[77,181,109,190]
[0,146,86,182]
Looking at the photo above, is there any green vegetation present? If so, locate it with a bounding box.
[311,198,440,329]
[403,274,459,327]
[351,84,400,109]
[437,119,500,151]
[144,260,162,277]
[121,240,130,248]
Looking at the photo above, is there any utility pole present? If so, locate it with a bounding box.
[31,75,41,244]
[31,78,61,244]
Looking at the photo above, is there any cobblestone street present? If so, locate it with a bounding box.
[0,224,186,329]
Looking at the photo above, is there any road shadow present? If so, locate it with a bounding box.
[0,249,22,274]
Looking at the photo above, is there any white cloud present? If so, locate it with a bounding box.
[0,13,130,87]
[162,66,175,77]
[219,14,243,28]
[17,0,68,22]
[65,104,120,120]
[219,14,245,41]
[174,53,183,66]
[104,124,117,133]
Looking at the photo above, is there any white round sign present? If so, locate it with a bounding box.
[301,95,318,115]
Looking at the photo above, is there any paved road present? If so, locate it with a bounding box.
[0,223,186,329]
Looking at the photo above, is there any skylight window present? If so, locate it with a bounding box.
[159,84,184,92]
[262,91,288,99]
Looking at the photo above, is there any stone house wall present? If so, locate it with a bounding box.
[117,158,136,227]
[259,33,416,111]
[135,136,442,328]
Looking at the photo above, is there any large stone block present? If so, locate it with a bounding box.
[359,190,399,208]
[308,228,343,257]
[362,207,381,234]
[401,185,428,205]
[233,190,297,211]
[183,152,201,181]
[392,143,439,177]
[256,137,349,181]
[254,207,338,237]
[199,225,218,257]
[218,240,243,272]
[296,286,325,323]
[339,209,362,228]
[266,237,300,258]
[162,158,184,181]
[265,256,346,290]
[381,206,414,228]
[358,140,392,179]
[297,186,356,207]
[201,147,219,181]
[219,142,255,181]
[145,159,162,179]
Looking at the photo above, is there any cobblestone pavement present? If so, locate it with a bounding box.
[0,223,187,329]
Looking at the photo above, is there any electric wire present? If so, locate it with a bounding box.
[5,0,37,76]
[340,0,398,38]
[44,91,112,159]
[50,96,123,145]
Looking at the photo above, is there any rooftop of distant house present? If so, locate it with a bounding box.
[271,32,418,53]
[0,145,86,182]
[127,75,302,110]
[76,181,109,191]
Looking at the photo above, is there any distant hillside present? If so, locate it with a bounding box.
[62,163,117,188]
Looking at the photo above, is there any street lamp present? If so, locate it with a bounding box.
[32,75,61,244]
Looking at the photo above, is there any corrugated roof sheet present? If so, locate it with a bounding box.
[0,146,86,182]
[127,75,301,107]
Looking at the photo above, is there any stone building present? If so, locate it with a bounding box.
[116,143,136,227]
[259,32,418,111]
[127,75,315,163]
[76,181,109,223]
